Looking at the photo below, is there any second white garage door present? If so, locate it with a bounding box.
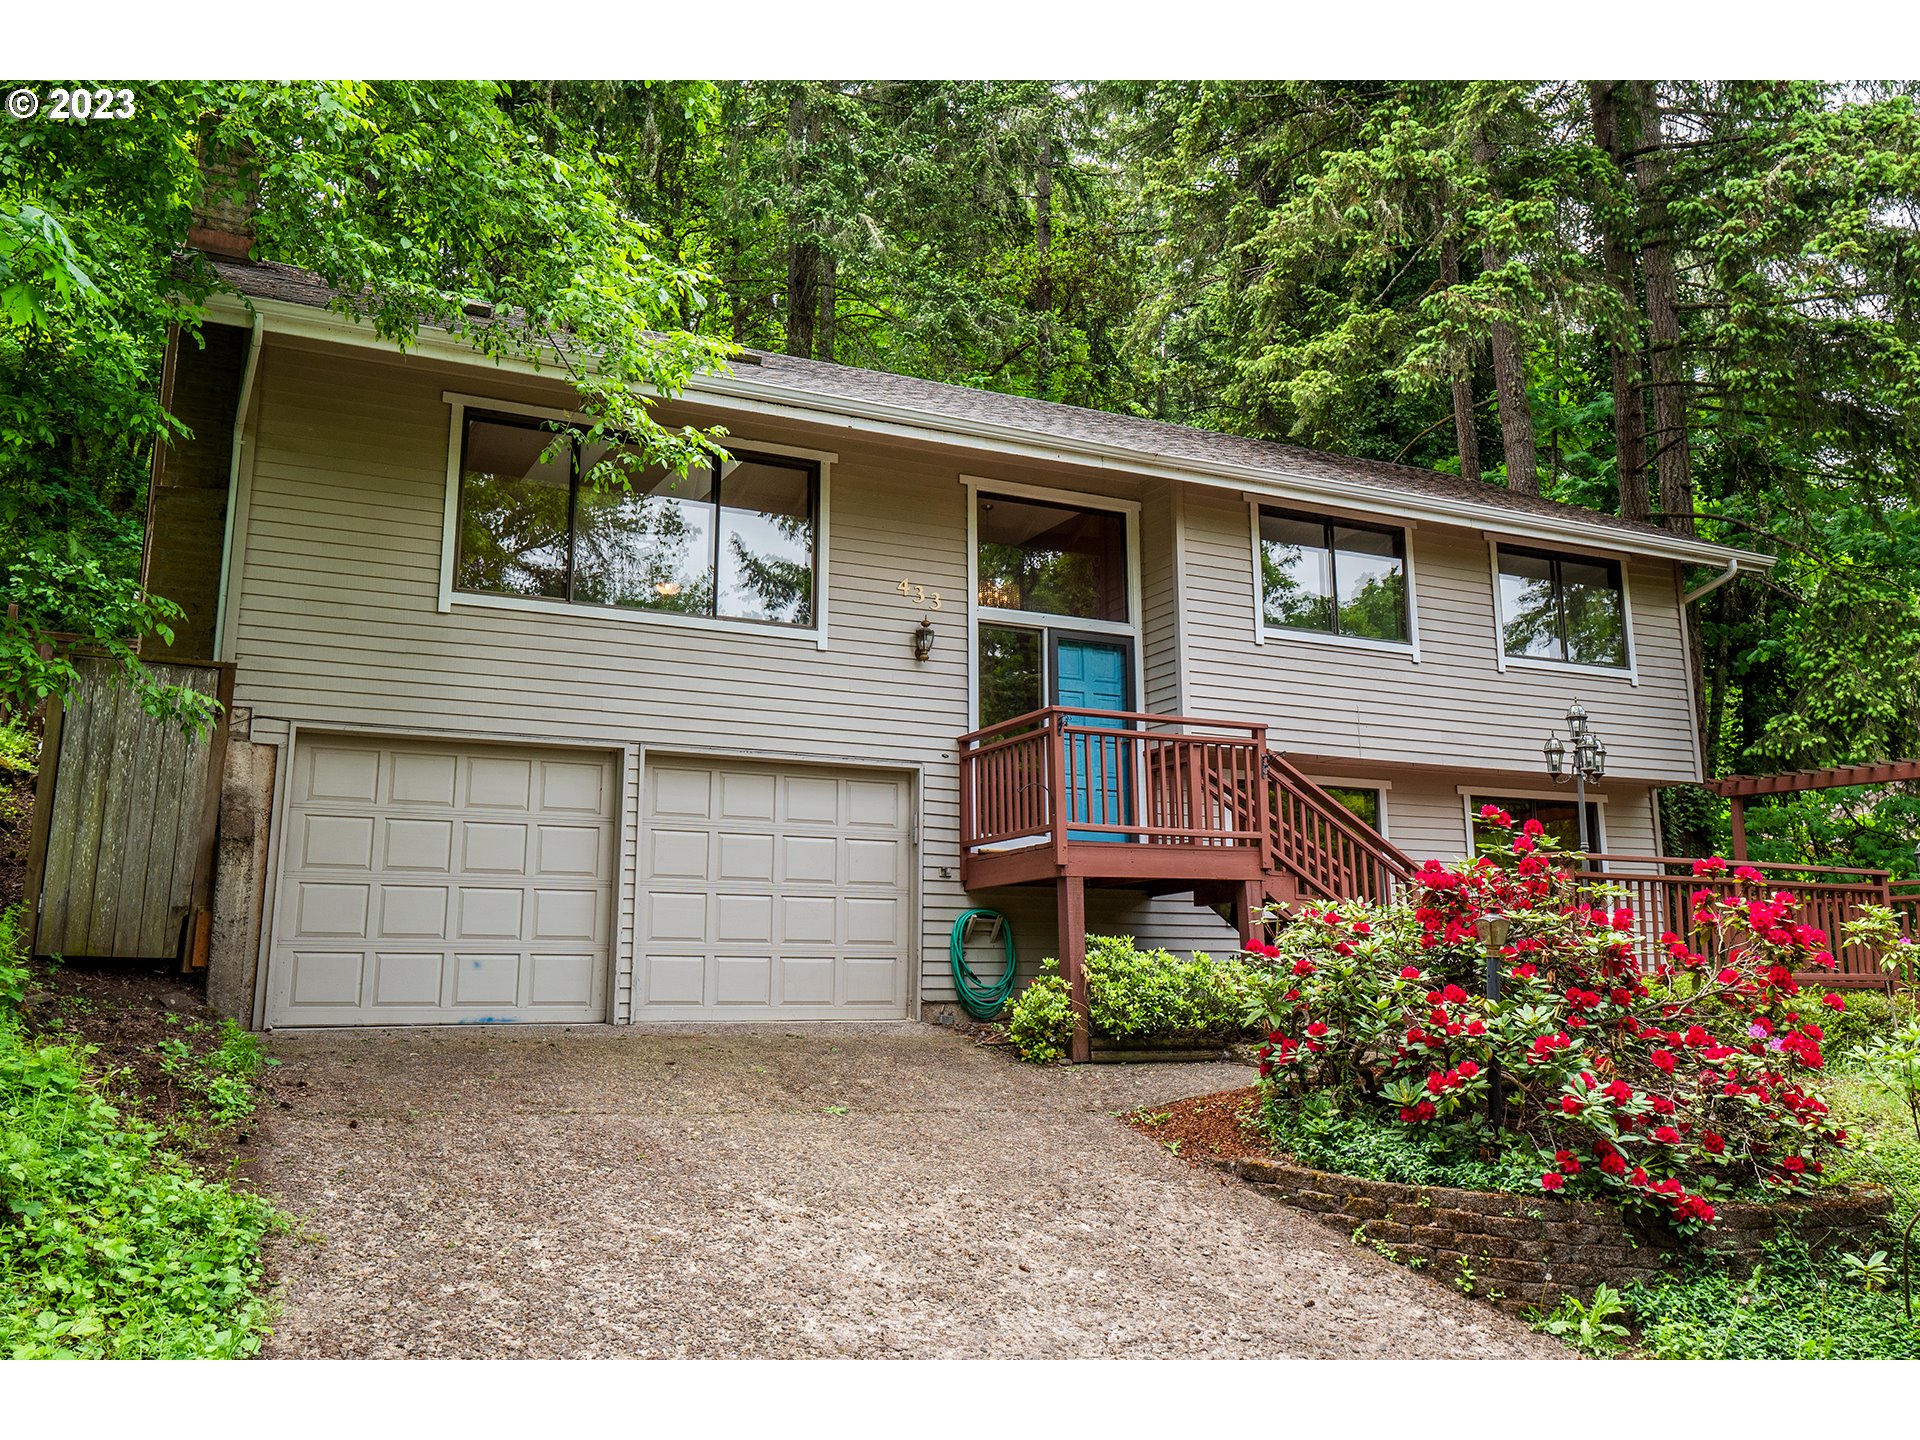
[637,758,914,1020]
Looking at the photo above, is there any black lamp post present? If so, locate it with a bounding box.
[1544,700,1607,857]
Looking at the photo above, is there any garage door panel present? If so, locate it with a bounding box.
[288,950,364,1006]
[389,751,456,806]
[456,887,524,939]
[637,758,912,1021]
[647,829,711,880]
[306,745,379,804]
[384,817,453,872]
[536,824,604,878]
[377,884,449,938]
[530,952,597,1007]
[453,952,520,1005]
[531,888,602,942]
[372,951,444,1006]
[269,736,613,1027]
[295,882,370,938]
[302,814,375,869]
[846,837,905,886]
[718,832,774,881]
[644,953,706,1005]
[467,755,534,810]
[781,835,837,884]
[780,956,835,1004]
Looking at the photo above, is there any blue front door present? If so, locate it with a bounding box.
[1052,635,1132,841]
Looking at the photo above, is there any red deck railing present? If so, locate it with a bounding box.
[1265,751,1418,904]
[1576,855,1896,988]
[957,707,1270,861]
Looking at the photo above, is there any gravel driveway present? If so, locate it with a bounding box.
[254,1024,1563,1358]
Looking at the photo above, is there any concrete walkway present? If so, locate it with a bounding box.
[254,1024,1564,1358]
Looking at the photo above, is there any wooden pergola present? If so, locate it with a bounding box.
[1701,759,1920,861]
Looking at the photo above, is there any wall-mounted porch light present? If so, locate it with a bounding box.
[913,615,936,663]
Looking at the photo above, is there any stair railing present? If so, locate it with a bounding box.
[1262,751,1419,905]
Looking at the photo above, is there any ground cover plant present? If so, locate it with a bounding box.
[0,902,284,1358]
[1252,809,1885,1233]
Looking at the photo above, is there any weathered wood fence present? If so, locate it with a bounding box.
[22,654,232,964]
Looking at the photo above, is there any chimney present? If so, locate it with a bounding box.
[187,128,256,260]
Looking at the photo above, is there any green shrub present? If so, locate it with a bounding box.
[1003,937,1280,1063]
[1007,963,1072,1063]
[0,721,37,775]
[1814,989,1901,1056]
[1084,936,1251,1041]
[0,905,284,1358]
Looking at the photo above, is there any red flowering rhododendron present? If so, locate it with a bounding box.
[1245,815,1880,1234]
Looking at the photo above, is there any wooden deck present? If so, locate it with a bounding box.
[958,705,1914,1060]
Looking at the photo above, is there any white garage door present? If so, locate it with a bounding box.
[637,758,913,1020]
[266,735,616,1027]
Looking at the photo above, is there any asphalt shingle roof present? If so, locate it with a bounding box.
[208,256,1753,559]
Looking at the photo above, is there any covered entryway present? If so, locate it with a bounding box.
[636,757,913,1019]
[265,735,617,1026]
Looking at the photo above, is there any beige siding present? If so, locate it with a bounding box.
[1181,490,1702,783]
[226,337,1694,1017]
[1139,478,1183,715]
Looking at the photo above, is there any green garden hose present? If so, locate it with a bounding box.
[950,908,1018,1019]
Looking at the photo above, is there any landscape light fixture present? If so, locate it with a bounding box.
[1543,699,1606,855]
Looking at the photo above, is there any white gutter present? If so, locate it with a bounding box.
[1682,557,1740,605]
[205,292,1775,574]
[213,310,265,663]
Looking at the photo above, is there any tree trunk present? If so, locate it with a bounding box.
[784,89,820,358]
[1588,81,1651,524]
[1439,234,1482,484]
[1630,82,1694,535]
[818,250,836,362]
[1035,129,1053,397]
[1472,131,1539,495]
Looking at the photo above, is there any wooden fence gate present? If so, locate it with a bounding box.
[23,655,232,964]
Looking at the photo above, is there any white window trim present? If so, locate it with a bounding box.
[1458,785,1609,854]
[1248,499,1422,662]
[1487,538,1638,686]
[962,475,1143,730]
[438,391,836,650]
[1306,774,1394,839]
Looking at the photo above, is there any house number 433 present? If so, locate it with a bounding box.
[897,578,942,609]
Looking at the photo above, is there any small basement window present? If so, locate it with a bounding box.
[456,414,817,627]
[1258,508,1410,644]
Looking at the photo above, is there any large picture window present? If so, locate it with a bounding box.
[1258,508,1409,644]
[1496,545,1627,669]
[1469,794,1602,855]
[456,414,816,627]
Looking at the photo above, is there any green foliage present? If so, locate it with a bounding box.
[2,81,733,725]
[1804,988,1899,1057]
[0,906,283,1357]
[0,720,37,775]
[1624,1236,1920,1360]
[1006,962,1071,1064]
[1083,936,1253,1041]
[1265,1089,1540,1193]
[1535,1283,1632,1357]
[155,1019,272,1133]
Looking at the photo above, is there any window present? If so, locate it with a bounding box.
[1496,545,1627,668]
[455,414,816,627]
[1470,794,1602,855]
[978,624,1044,729]
[977,494,1128,622]
[1322,784,1386,834]
[1258,508,1409,644]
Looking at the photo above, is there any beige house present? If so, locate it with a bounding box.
[137,257,1771,1036]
